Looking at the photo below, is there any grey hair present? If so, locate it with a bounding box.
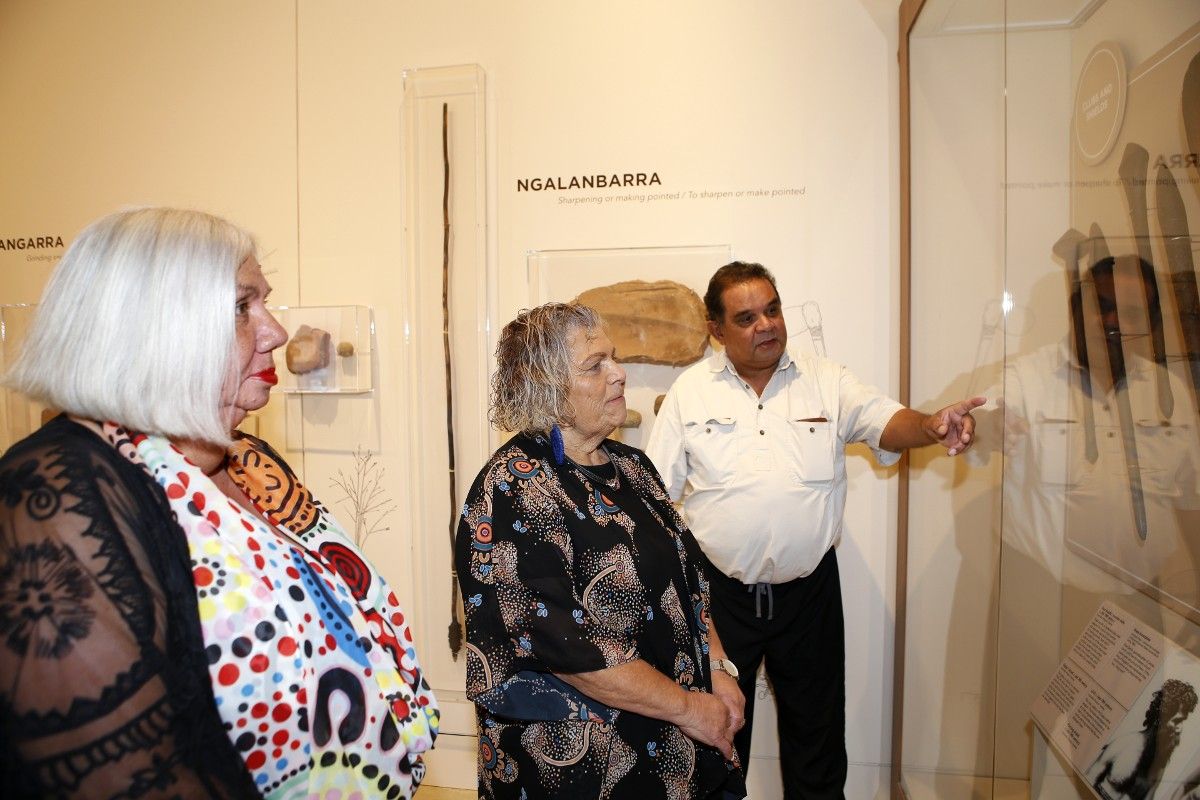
[5,207,255,445]
[490,302,603,434]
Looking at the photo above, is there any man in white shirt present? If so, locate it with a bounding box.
[646,261,983,798]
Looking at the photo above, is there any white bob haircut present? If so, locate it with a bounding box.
[6,207,255,444]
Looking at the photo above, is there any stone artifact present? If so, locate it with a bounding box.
[286,324,332,374]
[574,280,707,366]
[336,341,355,357]
[620,409,642,429]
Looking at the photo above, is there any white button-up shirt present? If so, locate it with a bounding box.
[645,348,904,584]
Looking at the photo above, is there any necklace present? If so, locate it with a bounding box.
[567,445,620,490]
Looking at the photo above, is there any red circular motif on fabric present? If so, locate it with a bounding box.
[246,751,266,770]
[251,702,269,719]
[272,704,292,722]
[278,637,297,656]
[250,654,269,673]
[272,730,289,745]
[207,511,221,527]
[193,566,213,586]
[254,555,265,569]
[318,541,372,598]
[218,664,239,685]
[192,492,206,511]
[285,566,300,579]
[325,634,337,650]
[166,483,185,500]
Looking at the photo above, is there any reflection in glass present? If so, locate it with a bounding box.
[902,2,1200,798]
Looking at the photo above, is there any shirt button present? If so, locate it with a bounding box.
[758,404,763,410]
[1107,431,1115,438]
[759,430,765,435]
[810,427,816,433]
[706,427,711,433]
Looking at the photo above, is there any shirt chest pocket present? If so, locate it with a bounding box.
[790,419,835,483]
[1134,420,1192,498]
[683,415,740,484]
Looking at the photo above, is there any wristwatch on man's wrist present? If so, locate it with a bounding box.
[711,658,739,679]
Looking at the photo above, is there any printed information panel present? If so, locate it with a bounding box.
[1032,601,1200,798]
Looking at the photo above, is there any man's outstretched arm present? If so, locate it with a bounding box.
[880,396,986,456]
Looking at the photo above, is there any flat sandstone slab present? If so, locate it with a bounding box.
[575,280,707,366]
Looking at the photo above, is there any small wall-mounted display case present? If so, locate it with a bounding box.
[271,305,373,394]
[0,304,48,451]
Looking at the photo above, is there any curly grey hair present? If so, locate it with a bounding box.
[490,302,603,434]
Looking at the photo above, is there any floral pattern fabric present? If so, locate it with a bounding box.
[106,424,439,798]
[455,432,743,799]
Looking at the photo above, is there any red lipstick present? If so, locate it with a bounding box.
[254,367,279,386]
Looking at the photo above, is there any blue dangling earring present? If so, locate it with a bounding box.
[550,424,565,465]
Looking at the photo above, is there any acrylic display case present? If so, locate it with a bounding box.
[0,304,48,451]
[895,2,1200,798]
[271,304,374,394]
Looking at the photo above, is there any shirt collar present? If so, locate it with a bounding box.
[709,347,795,376]
[1057,336,1151,379]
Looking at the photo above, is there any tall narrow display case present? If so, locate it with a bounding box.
[895,2,1200,798]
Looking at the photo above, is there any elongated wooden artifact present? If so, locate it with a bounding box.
[442,102,465,659]
[1156,164,1200,419]
[1117,142,1172,418]
[1053,228,1098,462]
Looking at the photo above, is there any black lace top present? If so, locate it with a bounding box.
[0,416,258,798]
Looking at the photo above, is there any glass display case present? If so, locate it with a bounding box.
[0,304,48,450]
[270,304,374,393]
[896,1,1200,798]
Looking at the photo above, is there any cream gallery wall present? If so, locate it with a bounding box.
[0,1,902,796]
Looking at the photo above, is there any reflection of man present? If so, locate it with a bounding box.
[646,261,982,797]
[984,256,1200,600]
[1087,678,1198,800]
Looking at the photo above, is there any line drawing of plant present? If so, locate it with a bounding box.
[329,447,397,550]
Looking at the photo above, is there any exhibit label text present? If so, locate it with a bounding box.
[0,235,65,251]
[517,172,661,192]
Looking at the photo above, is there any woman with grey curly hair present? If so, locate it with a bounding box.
[455,301,746,799]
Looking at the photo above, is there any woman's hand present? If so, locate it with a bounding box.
[560,660,742,759]
[711,670,746,734]
[679,690,739,760]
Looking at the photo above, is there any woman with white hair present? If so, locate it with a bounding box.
[0,208,438,798]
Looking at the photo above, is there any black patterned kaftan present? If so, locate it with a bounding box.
[455,432,745,800]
